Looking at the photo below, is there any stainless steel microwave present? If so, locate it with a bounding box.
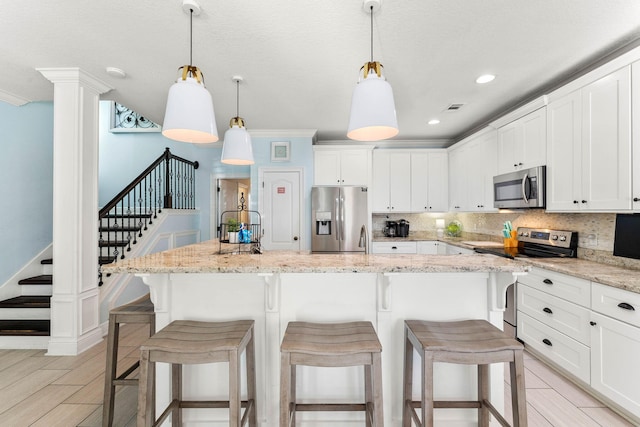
[493,166,546,209]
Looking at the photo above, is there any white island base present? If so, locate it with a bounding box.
[139,271,518,427]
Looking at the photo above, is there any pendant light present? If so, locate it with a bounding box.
[347,0,399,141]
[221,76,254,165]
[162,0,218,143]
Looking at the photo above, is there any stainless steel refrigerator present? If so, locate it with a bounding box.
[311,186,368,253]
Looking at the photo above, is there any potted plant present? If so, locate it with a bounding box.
[227,218,241,243]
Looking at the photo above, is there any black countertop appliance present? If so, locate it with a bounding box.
[383,221,398,237]
[397,219,410,237]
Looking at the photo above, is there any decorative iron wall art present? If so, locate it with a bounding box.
[110,102,161,132]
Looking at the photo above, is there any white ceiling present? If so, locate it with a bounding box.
[2,0,640,145]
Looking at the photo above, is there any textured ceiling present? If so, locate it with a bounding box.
[1,0,640,145]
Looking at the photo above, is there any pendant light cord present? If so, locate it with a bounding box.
[189,8,193,66]
[370,5,374,62]
[236,80,240,117]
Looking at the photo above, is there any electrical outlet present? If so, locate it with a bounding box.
[584,233,597,247]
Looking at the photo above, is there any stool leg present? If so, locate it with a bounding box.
[478,364,490,427]
[364,364,373,427]
[172,363,182,427]
[290,363,297,427]
[102,315,119,427]
[402,329,413,427]
[422,351,434,427]
[372,352,384,427]
[137,349,153,427]
[230,348,241,426]
[246,328,257,427]
[510,350,528,427]
[279,352,291,427]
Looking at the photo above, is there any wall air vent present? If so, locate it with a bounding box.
[445,103,465,112]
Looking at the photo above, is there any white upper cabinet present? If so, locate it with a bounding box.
[372,150,411,212]
[546,66,632,211]
[410,150,448,212]
[448,129,498,212]
[313,147,371,186]
[497,107,547,175]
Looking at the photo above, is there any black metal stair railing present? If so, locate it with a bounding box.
[98,147,199,285]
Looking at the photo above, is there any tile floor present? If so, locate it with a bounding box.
[504,351,635,427]
[0,324,636,426]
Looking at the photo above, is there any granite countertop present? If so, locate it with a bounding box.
[372,232,640,294]
[101,239,526,275]
[102,237,640,294]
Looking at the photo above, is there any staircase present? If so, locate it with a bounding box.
[0,148,199,343]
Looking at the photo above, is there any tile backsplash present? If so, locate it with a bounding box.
[373,211,640,270]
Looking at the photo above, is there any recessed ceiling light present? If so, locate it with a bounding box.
[476,74,495,84]
[428,119,440,125]
[106,67,126,78]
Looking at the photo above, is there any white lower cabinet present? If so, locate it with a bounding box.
[416,241,439,254]
[517,268,640,421]
[518,312,591,382]
[590,282,640,419]
[371,241,417,254]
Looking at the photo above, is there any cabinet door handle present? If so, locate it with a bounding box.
[391,246,397,250]
[581,200,587,204]
[543,279,553,285]
[573,200,579,204]
[634,197,640,202]
[618,302,635,311]
[543,307,553,314]
[542,338,552,346]
[590,321,597,326]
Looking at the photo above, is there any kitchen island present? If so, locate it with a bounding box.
[103,240,528,427]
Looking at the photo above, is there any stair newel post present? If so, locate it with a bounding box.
[164,147,172,209]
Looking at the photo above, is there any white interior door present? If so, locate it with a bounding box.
[260,170,301,251]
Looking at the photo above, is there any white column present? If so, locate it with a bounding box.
[38,68,112,355]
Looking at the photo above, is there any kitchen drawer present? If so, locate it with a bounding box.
[518,312,590,383]
[518,284,591,345]
[371,241,417,254]
[592,282,640,328]
[517,267,590,307]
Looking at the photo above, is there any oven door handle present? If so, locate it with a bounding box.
[521,173,530,204]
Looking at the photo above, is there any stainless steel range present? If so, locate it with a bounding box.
[473,227,579,338]
[473,227,578,259]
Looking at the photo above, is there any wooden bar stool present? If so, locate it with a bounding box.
[403,319,527,427]
[280,321,383,427]
[137,319,257,427]
[102,293,155,427]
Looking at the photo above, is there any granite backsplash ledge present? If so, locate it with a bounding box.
[372,211,640,270]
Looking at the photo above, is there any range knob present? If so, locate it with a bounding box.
[523,232,529,237]
[559,236,567,242]
[551,235,558,241]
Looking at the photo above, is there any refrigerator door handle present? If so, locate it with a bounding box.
[340,196,346,241]
[335,197,340,241]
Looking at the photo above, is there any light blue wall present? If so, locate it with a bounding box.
[99,101,316,245]
[99,101,217,240]
[0,101,54,285]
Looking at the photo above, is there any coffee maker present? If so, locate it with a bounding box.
[383,221,398,237]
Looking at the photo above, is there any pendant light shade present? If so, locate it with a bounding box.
[162,1,218,143]
[347,0,398,141]
[221,76,254,165]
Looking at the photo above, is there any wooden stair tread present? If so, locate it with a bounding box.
[0,320,50,336]
[99,225,142,232]
[0,296,51,308]
[18,275,52,285]
[103,213,152,219]
[99,240,129,247]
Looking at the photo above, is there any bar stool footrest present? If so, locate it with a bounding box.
[294,403,367,412]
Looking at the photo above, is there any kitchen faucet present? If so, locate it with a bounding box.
[359,224,369,254]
